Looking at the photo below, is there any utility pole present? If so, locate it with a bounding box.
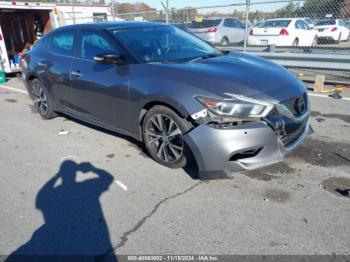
[243,0,250,52]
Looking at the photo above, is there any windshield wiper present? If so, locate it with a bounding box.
[189,53,222,62]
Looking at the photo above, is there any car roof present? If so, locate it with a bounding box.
[53,21,168,32]
[264,18,294,21]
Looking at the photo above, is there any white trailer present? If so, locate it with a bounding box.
[0,1,57,73]
[0,1,123,74]
[54,4,123,26]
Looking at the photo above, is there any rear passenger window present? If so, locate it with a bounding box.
[47,31,75,57]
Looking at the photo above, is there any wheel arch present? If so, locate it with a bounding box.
[137,99,193,142]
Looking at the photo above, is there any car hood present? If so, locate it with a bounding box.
[149,52,306,103]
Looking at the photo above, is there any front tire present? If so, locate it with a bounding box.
[142,105,192,169]
[220,37,229,46]
[29,79,57,119]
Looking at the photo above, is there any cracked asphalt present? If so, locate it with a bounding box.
[0,77,350,259]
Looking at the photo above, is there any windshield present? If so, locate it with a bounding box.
[259,20,291,28]
[304,18,313,24]
[111,25,218,63]
[315,19,336,26]
[188,19,222,29]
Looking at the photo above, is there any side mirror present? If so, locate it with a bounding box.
[94,53,127,65]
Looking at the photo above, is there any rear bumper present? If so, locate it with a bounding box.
[191,32,218,43]
[184,120,310,180]
[248,36,294,46]
[316,31,339,41]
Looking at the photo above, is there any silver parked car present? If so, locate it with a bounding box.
[187,17,246,45]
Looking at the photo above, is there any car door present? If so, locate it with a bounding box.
[300,20,315,45]
[294,20,305,44]
[41,30,76,111]
[70,29,130,128]
[234,19,246,42]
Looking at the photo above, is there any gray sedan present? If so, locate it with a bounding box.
[22,22,310,179]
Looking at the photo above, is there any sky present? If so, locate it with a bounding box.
[111,0,302,13]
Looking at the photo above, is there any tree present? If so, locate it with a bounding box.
[275,2,297,18]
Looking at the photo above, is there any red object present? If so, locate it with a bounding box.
[24,2,29,5]
[0,34,2,41]
[11,1,16,5]
[206,28,218,33]
[279,28,289,36]
[249,29,253,36]
[331,27,337,32]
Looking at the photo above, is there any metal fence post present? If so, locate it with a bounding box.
[165,0,169,24]
[111,0,115,21]
[243,0,250,52]
[71,0,76,24]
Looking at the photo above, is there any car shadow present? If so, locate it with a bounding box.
[60,114,200,180]
[5,160,118,262]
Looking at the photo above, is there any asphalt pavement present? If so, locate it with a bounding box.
[0,77,349,260]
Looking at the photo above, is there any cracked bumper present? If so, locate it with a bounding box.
[184,121,310,180]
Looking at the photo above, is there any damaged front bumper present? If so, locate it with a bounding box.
[184,116,311,180]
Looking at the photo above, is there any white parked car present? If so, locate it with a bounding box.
[187,17,245,45]
[314,19,350,43]
[248,18,317,47]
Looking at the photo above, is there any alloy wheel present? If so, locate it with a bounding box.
[31,82,48,115]
[145,114,183,163]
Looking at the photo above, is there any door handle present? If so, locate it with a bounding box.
[71,70,83,78]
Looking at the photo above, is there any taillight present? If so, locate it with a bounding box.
[331,27,337,32]
[249,29,253,36]
[207,28,217,33]
[0,34,2,41]
[279,28,289,36]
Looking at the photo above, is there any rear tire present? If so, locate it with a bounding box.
[29,79,57,119]
[311,37,317,47]
[220,37,229,46]
[336,33,342,44]
[292,39,299,47]
[142,105,193,169]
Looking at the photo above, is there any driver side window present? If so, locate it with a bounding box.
[80,31,117,60]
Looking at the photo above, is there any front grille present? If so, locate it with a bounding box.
[265,93,309,147]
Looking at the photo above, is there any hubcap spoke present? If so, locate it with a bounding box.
[168,144,181,159]
[146,129,162,138]
[168,127,181,137]
[156,115,165,132]
[157,142,166,158]
[168,119,175,134]
[163,145,170,162]
[151,117,161,131]
[169,143,182,151]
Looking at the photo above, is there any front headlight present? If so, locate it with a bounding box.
[195,95,273,118]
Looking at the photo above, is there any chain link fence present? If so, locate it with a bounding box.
[101,0,349,56]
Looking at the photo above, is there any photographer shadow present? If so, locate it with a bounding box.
[6,160,117,262]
